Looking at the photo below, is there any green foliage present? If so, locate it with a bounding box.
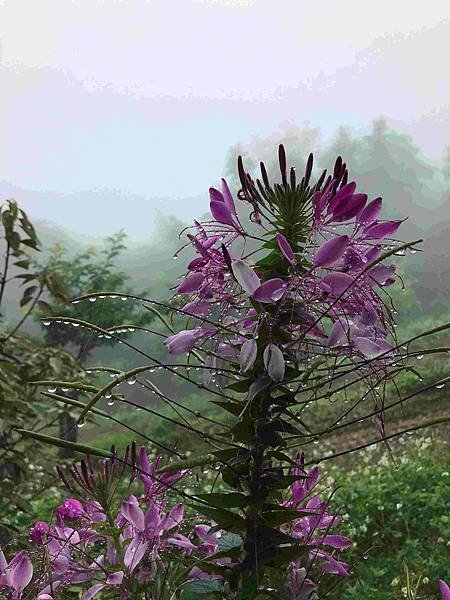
[326,438,450,600]
[33,230,154,362]
[0,199,84,542]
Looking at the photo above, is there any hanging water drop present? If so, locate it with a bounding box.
[435,384,445,389]
[417,355,424,360]
[43,320,51,326]
[89,297,96,303]
[77,420,85,428]
[47,387,57,393]
[127,377,136,385]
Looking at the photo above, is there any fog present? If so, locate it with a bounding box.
[0,0,449,240]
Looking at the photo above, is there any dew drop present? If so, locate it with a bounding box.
[121,296,128,301]
[105,392,112,399]
[435,384,445,389]
[127,377,136,385]
[107,399,115,406]
[43,320,51,326]
[77,420,85,428]
[417,355,424,360]
[89,297,96,303]
[47,387,57,393]
[72,300,80,304]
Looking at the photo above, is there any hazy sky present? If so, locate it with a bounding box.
[0,0,449,238]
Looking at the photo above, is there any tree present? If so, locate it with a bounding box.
[33,231,155,455]
[0,199,83,542]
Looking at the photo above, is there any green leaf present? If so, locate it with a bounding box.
[230,417,255,444]
[212,400,243,416]
[226,379,251,393]
[196,492,248,508]
[218,532,243,552]
[180,580,225,599]
[16,429,113,458]
[189,504,245,532]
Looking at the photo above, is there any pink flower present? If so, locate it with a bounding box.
[57,498,84,521]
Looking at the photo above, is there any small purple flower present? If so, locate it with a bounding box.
[57,498,84,521]
[439,580,450,600]
[29,521,51,545]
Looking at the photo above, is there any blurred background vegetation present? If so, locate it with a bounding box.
[1,120,449,598]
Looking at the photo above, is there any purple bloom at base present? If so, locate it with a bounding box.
[57,498,84,521]
[29,521,51,544]
[439,580,450,600]
[287,566,318,599]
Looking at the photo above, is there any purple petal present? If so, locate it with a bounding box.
[252,279,286,303]
[161,503,184,531]
[367,264,395,286]
[327,181,356,214]
[106,571,124,586]
[358,305,379,327]
[188,234,211,259]
[240,339,258,373]
[82,584,106,600]
[328,320,350,347]
[263,344,285,382]
[231,260,261,295]
[332,193,367,222]
[364,245,382,263]
[320,272,354,296]
[319,553,351,577]
[314,235,349,267]
[164,327,206,355]
[210,200,235,227]
[167,533,197,554]
[363,220,401,240]
[144,504,161,533]
[188,257,208,271]
[354,337,386,359]
[358,197,382,225]
[178,272,204,294]
[439,580,450,600]
[221,179,236,215]
[124,537,149,572]
[182,300,211,317]
[11,553,33,593]
[121,500,145,531]
[276,233,297,265]
[313,534,352,550]
[209,187,224,203]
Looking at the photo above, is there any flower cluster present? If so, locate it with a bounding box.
[1,445,355,599]
[166,149,403,372]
